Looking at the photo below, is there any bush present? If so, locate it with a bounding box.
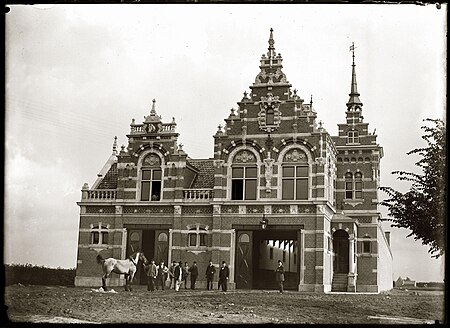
[4,264,76,286]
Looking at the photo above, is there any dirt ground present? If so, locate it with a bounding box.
[4,284,446,324]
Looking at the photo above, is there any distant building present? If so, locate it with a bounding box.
[75,29,393,293]
[395,276,416,288]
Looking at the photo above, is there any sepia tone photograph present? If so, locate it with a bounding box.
[4,2,446,325]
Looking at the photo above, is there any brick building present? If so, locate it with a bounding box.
[75,29,393,293]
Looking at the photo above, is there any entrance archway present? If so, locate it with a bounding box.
[333,230,349,273]
[234,226,302,290]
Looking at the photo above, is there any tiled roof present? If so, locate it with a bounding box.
[187,159,215,189]
[97,163,118,189]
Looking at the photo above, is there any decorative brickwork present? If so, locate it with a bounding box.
[76,29,392,293]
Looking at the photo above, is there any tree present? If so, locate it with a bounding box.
[379,118,446,259]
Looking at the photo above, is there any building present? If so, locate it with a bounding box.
[395,277,416,288]
[75,29,393,293]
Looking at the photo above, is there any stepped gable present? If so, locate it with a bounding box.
[97,163,118,189]
[187,159,215,189]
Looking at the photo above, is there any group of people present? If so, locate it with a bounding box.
[143,260,230,292]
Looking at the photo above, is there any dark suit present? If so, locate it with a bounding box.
[189,264,199,289]
[205,264,216,290]
[218,265,230,292]
[275,264,285,293]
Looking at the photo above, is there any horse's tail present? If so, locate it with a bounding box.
[96,254,105,264]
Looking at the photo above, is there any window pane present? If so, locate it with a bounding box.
[355,191,362,199]
[282,179,294,200]
[345,182,353,190]
[266,110,274,125]
[153,169,162,180]
[269,247,274,260]
[141,181,151,201]
[296,166,308,177]
[283,166,294,177]
[245,167,257,178]
[101,232,108,245]
[232,167,244,178]
[296,179,308,200]
[142,170,151,180]
[355,172,362,178]
[232,180,244,200]
[345,190,353,199]
[245,179,257,200]
[151,181,161,201]
[92,232,99,244]
[345,172,353,179]
[363,241,371,253]
[199,234,207,246]
[189,234,196,247]
[355,182,362,190]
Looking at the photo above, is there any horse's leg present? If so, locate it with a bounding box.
[102,274,108,291]
[124,274,129,291]
[129,273,134,292]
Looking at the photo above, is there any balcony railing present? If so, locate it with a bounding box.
[86,189,117,200]
[183,189,214,201]
[130,123,176,134]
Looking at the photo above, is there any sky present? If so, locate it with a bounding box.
[4,4,446,282]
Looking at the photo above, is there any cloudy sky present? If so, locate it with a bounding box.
[5,4,446,282]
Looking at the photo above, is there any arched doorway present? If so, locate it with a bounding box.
[333,230,349,273]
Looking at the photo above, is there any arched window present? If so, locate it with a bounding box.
[187,225,208,248]
[91,223,109,245]
[231,150,257,200]
[282,149,309,200]
[140,154,162,201]
[347,131,359,144]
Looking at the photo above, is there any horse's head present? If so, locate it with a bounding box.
[139,252,148,265]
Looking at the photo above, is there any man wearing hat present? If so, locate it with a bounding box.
[218,260,230,292]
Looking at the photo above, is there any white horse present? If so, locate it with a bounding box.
[96,252,145,291]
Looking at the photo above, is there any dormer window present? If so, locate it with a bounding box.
[347,131,359,144]
[140,154,162,201]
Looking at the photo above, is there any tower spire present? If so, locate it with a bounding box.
[346,42,363,109]
[150,99,157,115]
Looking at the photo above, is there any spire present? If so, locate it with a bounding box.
[253,28,290,87]
[150,99,156,115]
[346,42,363,109]
[267,28,276,60]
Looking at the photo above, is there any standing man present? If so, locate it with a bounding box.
[218,261,230,292]
[168,261,177,289]
[157,260,169,290]
[275,260,285,293]
[205,260,216,290]
[189,261,199,289]
[182,262,190,289]
[144,259,157,292]
[174,261,183,292]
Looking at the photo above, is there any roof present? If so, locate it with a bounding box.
[97,163,118,189]
[187,159,215,189]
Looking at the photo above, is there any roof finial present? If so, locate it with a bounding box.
[112,136,118,155]
[267,28,276,62]
[150,99,156,115]
[310,94,313,105]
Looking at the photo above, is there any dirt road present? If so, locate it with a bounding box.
[4,285,445,324]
